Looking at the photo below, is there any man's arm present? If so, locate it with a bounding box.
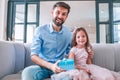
[31,54,63,73]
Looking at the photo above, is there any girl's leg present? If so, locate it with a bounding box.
[80,70,90,80]
[22,65,54,80]
[111,71,120,80]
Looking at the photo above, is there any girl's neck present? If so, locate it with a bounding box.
[76,45,85,49]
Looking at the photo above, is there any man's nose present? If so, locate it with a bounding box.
[58,14,63,18]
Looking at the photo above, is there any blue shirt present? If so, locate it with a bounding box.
[31,23,72,63]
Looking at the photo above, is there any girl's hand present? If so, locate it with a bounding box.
[85,68,91,75]
[87,46,94,59]
[76,66,91,75]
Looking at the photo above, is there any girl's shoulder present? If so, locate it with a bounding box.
[70,47,76,52]
[71,46,77,50]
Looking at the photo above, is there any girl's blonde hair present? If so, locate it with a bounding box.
[71,27,92,52]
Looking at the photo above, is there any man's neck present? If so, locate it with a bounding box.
[52,24,62,32]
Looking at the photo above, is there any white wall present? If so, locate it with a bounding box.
[40,1,96,43]
[0,1,96,43]
[0,0,8,40]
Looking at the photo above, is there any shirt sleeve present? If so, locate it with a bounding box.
[31,27,42,56]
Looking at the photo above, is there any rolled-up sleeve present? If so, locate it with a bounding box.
[31,27,42,56]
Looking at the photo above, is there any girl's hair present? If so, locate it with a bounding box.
[71,27,91,51]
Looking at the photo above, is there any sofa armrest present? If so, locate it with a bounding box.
[0,41,26,79]
[0,41,15,78]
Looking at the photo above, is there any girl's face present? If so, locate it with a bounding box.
[76,30,87,47]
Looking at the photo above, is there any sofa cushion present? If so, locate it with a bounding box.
[24,43,35,67]
[12,42,25,73]
[92,44,115,71]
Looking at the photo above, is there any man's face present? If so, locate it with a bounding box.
[52,7,68,27]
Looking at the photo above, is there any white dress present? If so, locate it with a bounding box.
[51,47,120,80]
[70,47,120,80]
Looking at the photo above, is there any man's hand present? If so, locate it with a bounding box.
[51,60,65,73]
[31,55,65,73]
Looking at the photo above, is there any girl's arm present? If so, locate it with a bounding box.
[75,65,91,74]
[69,51,90,70]
[87,51,94,64]
[87,56,92,64]
[68,51,74,59]
[69,51,91,74]
[87,46,94,64]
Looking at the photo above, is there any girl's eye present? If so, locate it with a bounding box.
[77,36,80,38]
[82,35,85,37]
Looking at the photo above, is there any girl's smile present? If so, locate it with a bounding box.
[76,30,87,48]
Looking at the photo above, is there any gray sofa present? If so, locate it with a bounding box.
[0,41,120,80]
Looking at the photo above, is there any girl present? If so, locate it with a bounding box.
[68,27,120,80]
[51,27,120,80]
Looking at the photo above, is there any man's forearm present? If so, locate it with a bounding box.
[31,54,53,70]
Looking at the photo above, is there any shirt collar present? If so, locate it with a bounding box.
[49,23,63,34]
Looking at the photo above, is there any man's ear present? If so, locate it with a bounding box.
[51,10,53,15]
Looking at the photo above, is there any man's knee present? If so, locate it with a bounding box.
[22,65,40,80]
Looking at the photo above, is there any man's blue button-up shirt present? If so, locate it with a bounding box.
[31,23,72,63]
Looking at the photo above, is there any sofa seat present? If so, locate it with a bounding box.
[1,71,22,80]
[1,71,51,80]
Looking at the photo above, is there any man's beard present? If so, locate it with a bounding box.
[52,18,64,27]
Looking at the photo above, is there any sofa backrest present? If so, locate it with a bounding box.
[23,43,120,72]
[92,43,120,72]
[92,44,115,71]
[113,44,120,72]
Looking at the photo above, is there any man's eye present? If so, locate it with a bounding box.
[62,13,67,16]
[56,11,60,14]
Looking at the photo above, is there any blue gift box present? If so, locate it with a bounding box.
[58,59,75,70]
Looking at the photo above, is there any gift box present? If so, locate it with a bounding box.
[58,59,74,70]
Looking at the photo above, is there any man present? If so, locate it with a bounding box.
[22,2,71,80]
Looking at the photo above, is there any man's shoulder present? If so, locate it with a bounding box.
[36,24,49,30]
[63,26,71,35]
[63,25,71,31]
[38,24,49,28]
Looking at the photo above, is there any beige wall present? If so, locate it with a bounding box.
[0,0,8,40]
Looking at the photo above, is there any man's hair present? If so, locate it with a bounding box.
[53,2,71,14]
